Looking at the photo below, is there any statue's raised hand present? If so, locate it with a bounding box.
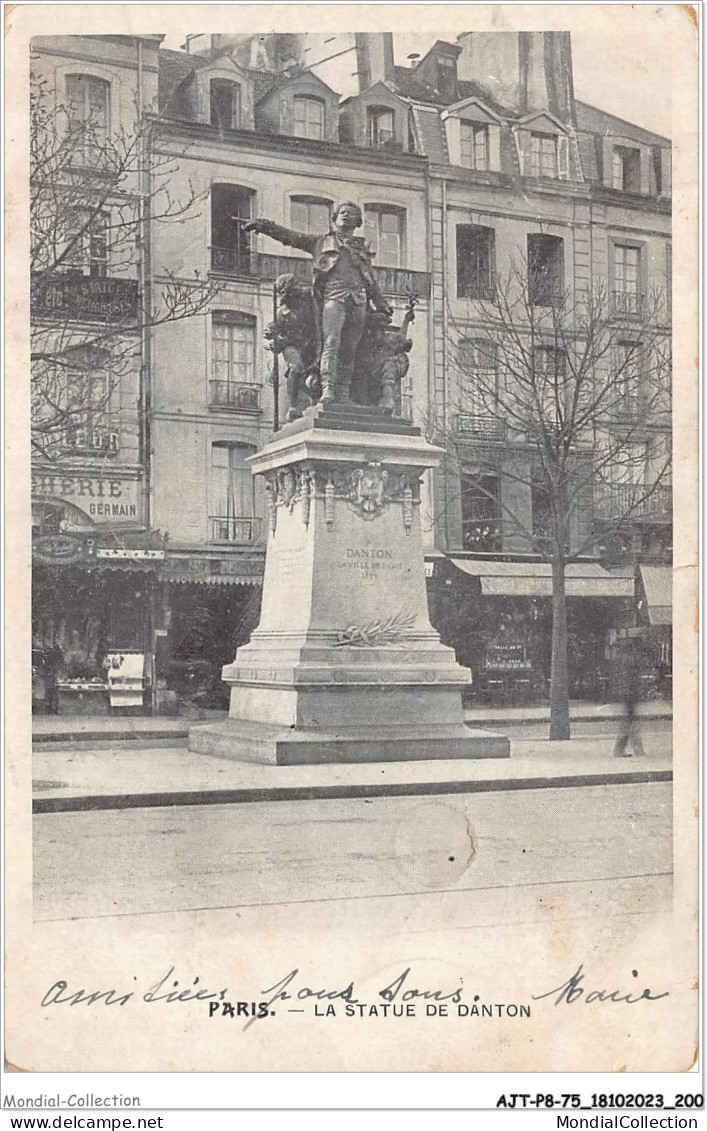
[243,219,266,233]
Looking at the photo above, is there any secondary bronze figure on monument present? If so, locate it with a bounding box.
[248,201,416,420]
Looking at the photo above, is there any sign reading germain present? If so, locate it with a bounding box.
[31,274,139,323]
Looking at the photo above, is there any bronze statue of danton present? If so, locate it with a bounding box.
[246,201,416,419]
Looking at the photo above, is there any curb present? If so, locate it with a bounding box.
[31,712,673,747]
[33,727,190,745]
[33,767,673,813]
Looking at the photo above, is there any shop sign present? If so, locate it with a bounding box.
[31,274,139,323]
[96,548,164,561]
[32,473,140,523]
[33,534,85,564]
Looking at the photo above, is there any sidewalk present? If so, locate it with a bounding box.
[33,728,672,813]
[32,699,672,746]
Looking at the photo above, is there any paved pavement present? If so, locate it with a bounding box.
[31,699,673,746]
[33,781,672,926]
[33,721,672,812]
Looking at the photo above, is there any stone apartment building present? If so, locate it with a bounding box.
[373,31,673,700]
[30,30,672,712]
[30,34,167,714]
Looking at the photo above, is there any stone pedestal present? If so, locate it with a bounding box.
[190,404,509,764]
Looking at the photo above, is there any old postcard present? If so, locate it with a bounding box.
[3,1,699,1087]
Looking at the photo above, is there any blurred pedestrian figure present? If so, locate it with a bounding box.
[613,636,646,757]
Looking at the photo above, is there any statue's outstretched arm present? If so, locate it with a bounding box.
[244,219,318,256]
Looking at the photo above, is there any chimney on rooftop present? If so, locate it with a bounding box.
[354,33,394,92]
[456,30,575,123]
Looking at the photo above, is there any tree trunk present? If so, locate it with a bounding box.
[549,554,571,740]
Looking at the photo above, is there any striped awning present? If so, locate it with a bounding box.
[639,564,672,626]
[448,559,635,599]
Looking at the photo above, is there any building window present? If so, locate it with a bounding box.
[211,443,259,543]
[528,132,558,178]
[612,341,642,418]
[531,477,554,545]
[534,346,567,425]
[613,243,641,316]
[461,473,502,552]
[456,225,495,299]
[367,106,395,148]
[61,368,114,452]
[455,339,502,437]
[211,314,259,410]
[527,234,564,306]
[210,79,240,130]
[62,210,108,277]
[291,196,332,234]
[612,146,641,192]
[460,121,489,170]
[210,184,254,274]
[293,96,324,140]
[65,74,109,161]
[364,205,405,267]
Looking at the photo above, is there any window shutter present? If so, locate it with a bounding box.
[557,135,570,179]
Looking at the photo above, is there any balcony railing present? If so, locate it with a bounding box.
[454,413,506,441]
[61,427,119,454]
[213,249,431,298]
[210,516,262,544]
[609,395,640,422]
[613,289,644,318]
[596,483,672,521]
[209,380,261,411]
[210,245,257,276]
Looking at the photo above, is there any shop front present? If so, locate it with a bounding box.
[31,474,164,715]
[158,553,264,711]
[427,557,636,705]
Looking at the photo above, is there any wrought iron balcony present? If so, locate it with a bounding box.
[31,274,139,323]
[596,483,672,521]
[213,250,431,299]
[453,413,506,441]
[60,427,119,454]
[209,380,261,411]
[613,289,644,318]
[210,245,257,276]
[210,516,262,544]
[609,395,640,422]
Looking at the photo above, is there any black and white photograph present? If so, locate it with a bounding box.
[3,2,699,1091]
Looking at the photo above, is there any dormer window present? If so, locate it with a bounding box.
[293,96,324,140]
[612,146,641,193]
[367,106,395,148]
[460,121,489,171]
[210,79,240,130]
[529,133,557,178]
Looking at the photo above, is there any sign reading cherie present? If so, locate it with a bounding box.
[32,473,139,520]
[31,274,139,322]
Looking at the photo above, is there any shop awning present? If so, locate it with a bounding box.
[163,555,264,587]
[448,559,635,598]
[639,564,672,625]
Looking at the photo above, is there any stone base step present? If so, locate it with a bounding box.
[188,719,510,765]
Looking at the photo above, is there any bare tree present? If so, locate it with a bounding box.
[30,71,219,458]
[435,254,671,739]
